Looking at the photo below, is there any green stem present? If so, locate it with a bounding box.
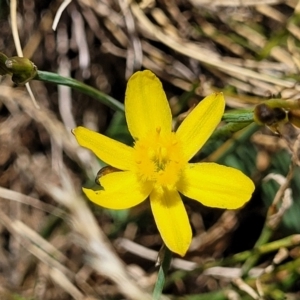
[153,246,172,300]
[264,98,300,110]
[222,111,254,123]
[220,234,300,269]
[166,234,300,290]
[245,256,300,294]
[35,70,125,113]
[206,122,259,163]
[241,168,294,277]
[241,225,274,276]
[211,121,252,140]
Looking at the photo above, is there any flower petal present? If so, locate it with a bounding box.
[150,188,192,256]
[73,126,134,171]
[177,163,254,209]
[83,171,152,209]
[176,93,225,161]
[125,70,172,140]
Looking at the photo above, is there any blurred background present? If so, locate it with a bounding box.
[1,0,300,299]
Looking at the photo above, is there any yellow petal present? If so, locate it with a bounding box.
[73,126,134,171]
[83,171,153,209]
[177,163,254,209]
[150,188,192,256]
[125,70,172,140]
[176,93,225,161]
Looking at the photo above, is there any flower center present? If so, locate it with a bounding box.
[133,128,185,188]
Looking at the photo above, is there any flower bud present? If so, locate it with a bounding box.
[5,56,37,84]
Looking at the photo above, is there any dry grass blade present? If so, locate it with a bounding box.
[130,2,300,89]
[0,84,152,299]
[38,168,153,300]
[1,0,300,298]
[189,0,285,6]
[0,186,66,217]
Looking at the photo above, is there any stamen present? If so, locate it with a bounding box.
[133,131,185,187]
[160,147,168,160]
[148,148,156,160]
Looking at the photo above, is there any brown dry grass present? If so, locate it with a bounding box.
[1,0,300,299]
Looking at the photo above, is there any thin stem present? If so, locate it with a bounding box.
[222,111,254,123]
[35,70,125,113]
[210,121,252,140]
[241,165,294,277]
[241,225,273,276]
[153,246,172,300]
[206,123,259,163]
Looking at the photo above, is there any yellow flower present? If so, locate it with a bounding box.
[73,70,255,256]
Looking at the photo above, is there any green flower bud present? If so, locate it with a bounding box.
[5,56,37,84]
